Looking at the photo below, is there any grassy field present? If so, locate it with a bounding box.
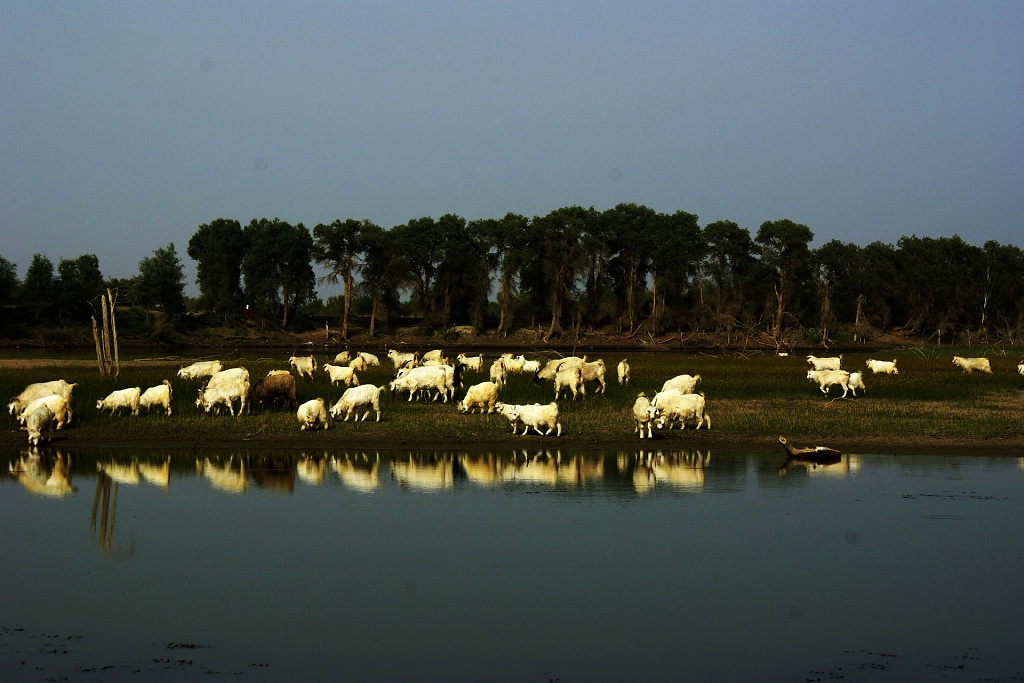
[3,347,1024,452]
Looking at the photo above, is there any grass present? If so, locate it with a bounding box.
[3,347,1024,448]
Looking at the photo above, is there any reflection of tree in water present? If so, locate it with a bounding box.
[90,472,136,559]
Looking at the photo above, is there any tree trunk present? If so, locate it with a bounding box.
[341,272,353,339]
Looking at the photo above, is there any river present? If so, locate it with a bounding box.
[2,448,1022,682]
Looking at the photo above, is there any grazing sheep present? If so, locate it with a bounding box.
[661,373,701,395]
[847,371,866,396]
[177,360,222,380]
[323,363,360,387]
[495,402,562,436]
[807,354,842,371]
[807,369,852,397]
[554,365,585,400]
[96,387,142,416]
[457,381,501,414]
[139,380,173,416]
[617,359,630,385]
[289,355,316,380]
[489,358,507,386]
[456,353,484,371]
[952,356,992,374]
[25,404,56,448]
[649,392,710,430]
[17,394,71,430]
[330,385,384,422]
[632,392,653,439]
[8,379,76,416]
[296,398,329,430]
[865,359,898,375]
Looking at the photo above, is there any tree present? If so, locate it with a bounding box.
[476,213,529,336]
[358,222,408,335]
[754,219,814,338]
[812,240,863,344]
[0,255,17,307]
[56,254,104,319]
[604,204,656,331]
[242,218,315,328]
[525,206,595,340]
[702,221,754,334]
[647,211,704,332]
[135,243,187,316]
[19,254,55,318]
[312,218,374,339]
[187,218,246,313]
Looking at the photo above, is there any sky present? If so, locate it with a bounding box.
[2,1,1022,298]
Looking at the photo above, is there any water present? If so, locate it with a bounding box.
[2,448,1022,682]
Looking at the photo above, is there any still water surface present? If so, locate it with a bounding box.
[2,448,1022,682]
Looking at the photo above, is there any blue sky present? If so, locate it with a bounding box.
[2,1,1022,296]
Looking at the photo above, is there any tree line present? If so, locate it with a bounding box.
[3,204,1024,344]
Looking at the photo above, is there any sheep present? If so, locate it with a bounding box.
[195,378,248,416]
[390,366,449,402]
[97,387,142,416]
[289,355,316,380]
[649,392,710,430]
[617,359,630,385]
[8,379,76,416]
[247,372,299,413]
[296,398,329,430]
[420,349,444,363]
[457,381,500,414]
[17,394,72,430]
[348,356,367,372]
[807,354,842,371]
[177,360,222,380]
[499,353,525,373]
[205,367,250,389]
[952,356,992,374]
[632,392,653,439]
[1018,362,1024,376]
[330,385,384,422]
[387,349,419,370]
[554,365,585,400]
[807,369,852,397]
[865,359,898,375]
[516,356,541,374]
[333,350,351,364]
[580,359,607,394]
[322,363,360,387]
[25,404,56,448]
[495,401,562,436]
[139,380,173,416]
[848,371,866,396]
[661,373,701,395]
[535,356,587,382]
[489,358,507,387]
[358,351,380,366]
[456,353,484,371]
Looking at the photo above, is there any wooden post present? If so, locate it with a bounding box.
[107,288,119,378]
[91,316,106,375]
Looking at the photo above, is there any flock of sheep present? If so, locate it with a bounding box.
[9,348,1024,449]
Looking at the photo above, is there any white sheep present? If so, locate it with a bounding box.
[807,354,842,371]
[457,381,501,414]
[952,356,992,374]
[847,371,866,396]
[25,404,56,448]
[296,398,329,430]
[661,373,701,395]
[17,394,72,430]
[97,387,142,416]
[554,365,585,400]
[500,402,562,436]
[330,385,384,422]
[632,392,653,439]
[322,363,360,387]
[865,359,898,374]
[649,392,710,430]
[139,380,173,416]
[456,353,484,371]
[807,369,852,397]
[617,359,630,385]
[289,355,316,380]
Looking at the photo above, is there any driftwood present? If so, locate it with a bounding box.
[778,436,842,475]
